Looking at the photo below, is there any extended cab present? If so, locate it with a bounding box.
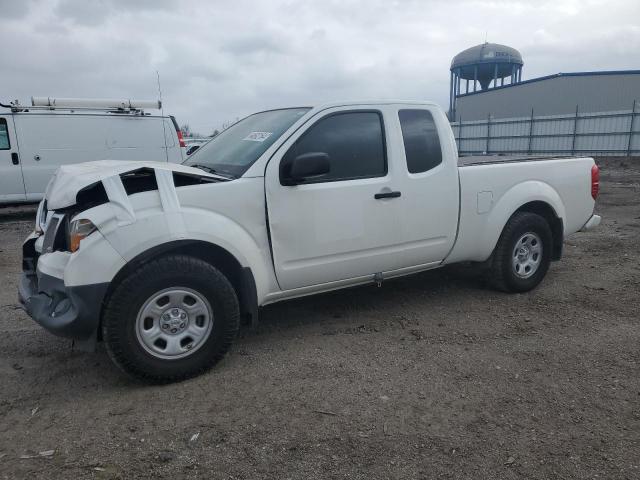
[18,101,601,382]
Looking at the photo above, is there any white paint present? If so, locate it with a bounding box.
[44,159,223,210]
[0,110,184,205]
[445,159,596,264]
[477,191,493,214]
[101,175,136,226]
[36,229,126,287]
[580,214,601,231]
[0,115,25,202]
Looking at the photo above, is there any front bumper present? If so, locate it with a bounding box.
[18,235,109,341]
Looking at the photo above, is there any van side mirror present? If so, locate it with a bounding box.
[282,152,330,185]
[186,145,200,156]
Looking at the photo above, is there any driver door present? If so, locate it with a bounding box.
[264,106,405,290]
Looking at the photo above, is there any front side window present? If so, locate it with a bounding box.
[183,107,310,178]
[281,111,386,183]
[398,109,442,174]
[0,118,10,150]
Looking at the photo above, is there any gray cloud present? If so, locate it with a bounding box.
[54,0,172,25]
[0,0,38,19]
[221,31,291,56]
[1,0,639,135]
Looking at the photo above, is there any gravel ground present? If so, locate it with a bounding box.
[0,159,638,479]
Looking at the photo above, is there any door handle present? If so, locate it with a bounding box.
[11,152,19,165]
[374,190,401,199]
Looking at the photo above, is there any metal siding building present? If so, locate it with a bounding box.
[454,70,640,122]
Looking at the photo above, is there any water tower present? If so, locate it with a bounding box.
[449,42,523,120]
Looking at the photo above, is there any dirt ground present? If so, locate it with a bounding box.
[0,159,638,479]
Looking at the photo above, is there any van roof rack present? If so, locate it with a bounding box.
[1,97,162,115]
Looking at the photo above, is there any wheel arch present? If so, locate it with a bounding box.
[100,240,258,338]
[513,201,564,260]
[484,181,566,261]
[448,180,567,264]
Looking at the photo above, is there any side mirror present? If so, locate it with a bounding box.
[284,152,330,185]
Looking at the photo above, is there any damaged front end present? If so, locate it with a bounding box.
[19,160,226,349]
[19,214,110,349]
[19,237,110,348]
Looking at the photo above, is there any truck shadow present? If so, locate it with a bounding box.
[242,263,490,337]
[7,264,489,393]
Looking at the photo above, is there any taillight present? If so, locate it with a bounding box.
[177,129,186,148]
[591,164,599,200]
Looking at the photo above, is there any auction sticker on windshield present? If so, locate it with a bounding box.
[243,132,272,142]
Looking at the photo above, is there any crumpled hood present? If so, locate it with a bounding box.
[44,160,222,210]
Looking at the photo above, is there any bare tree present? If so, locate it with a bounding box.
[180,124,192,138]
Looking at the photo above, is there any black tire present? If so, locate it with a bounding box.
[490,212,553,293]
[102,255,239,383]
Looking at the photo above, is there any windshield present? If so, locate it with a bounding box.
[183,107,311,177]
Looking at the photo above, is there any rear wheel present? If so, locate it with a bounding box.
[490,212,553,292]
[102,255,239,383]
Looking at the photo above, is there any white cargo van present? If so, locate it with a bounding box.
[0,97,185,205]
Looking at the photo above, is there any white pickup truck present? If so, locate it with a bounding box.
[19,101,601,382]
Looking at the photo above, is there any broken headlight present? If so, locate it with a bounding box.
[69,218,97,252]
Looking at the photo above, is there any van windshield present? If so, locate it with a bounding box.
[183,107,311,178]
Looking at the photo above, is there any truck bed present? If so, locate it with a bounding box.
[446,153,596,265]
[458,154,581,167]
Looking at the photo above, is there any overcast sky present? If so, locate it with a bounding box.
[1,0,639,135]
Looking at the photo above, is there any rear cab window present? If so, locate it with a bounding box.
[398,109,442,174]
[281,111,387,184]
[0,118,10,149]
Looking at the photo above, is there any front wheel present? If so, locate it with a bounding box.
[102,255,239,383]
[489,212,553,293]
